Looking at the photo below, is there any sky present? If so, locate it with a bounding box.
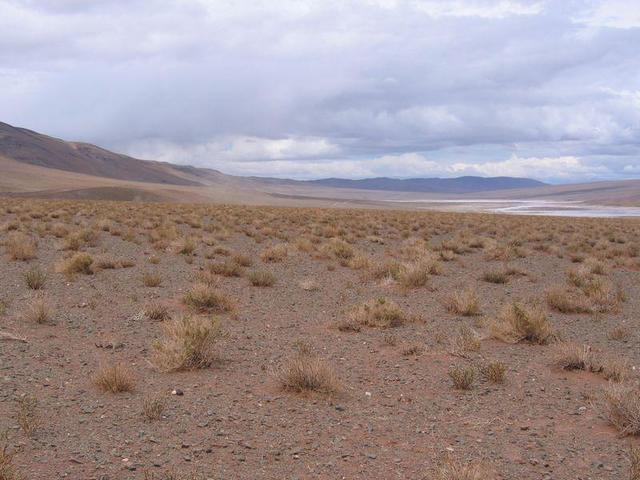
[1,0,639,183]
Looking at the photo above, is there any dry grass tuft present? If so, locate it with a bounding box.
[17,396,39,437]
[346,297,407,329]
[260,244,288,262]
[142,395,166,421]
[94,363,135,393]
[490,303,554,345]
[629,445,640,480]
[144,302,171,321]
[57,252,93,279]
[444,288,481,316]
[435,455,489,480]
[600,383,640,436]
[22,297,53,324]
[183,283,234,313]
[448,365,475,390]
[0,430,20,480]
[24,267,46,290]
[545,286,592,314]
[151,315,223,372]
[142,271,162,287]
[481,361,506,383]
[277,351,339,395]
[5,232,36,261]
[247,269,276,287]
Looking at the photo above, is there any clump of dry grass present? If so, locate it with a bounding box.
[346,297,407,329]
[0,430,20,480]
[545,286,592,314]
[22,297,53,324]
[142,271,162,287]
[141,395,166,421]
[553,342,594,371]
[444,288,481,316]
[490,303,554,345]
[57,252,93,279]
[209,259,242,277]
[247,269,276,287]
[481,361,506,383]
[599,383,640,436]
[449,325,481,357]
[24,267,46,290]
[144,302,171,321]
[260,244,288,262]
[397,255,440,288]
[482,268,508,284]
[321,238,354,261]
[17,396,39,437]
[277,350,339,395]
[94,363,135,393]
[435,455,489,480]
[5,232,36,261]
[448,365,475,390]
[151,315,223,372]
[183,283,234,313]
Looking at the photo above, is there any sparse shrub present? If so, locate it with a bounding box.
[277,351,339,394]
[142,395,166,421]
[444,288,480,316]
[482,268,508,284]
[57,252,93,279]
[545,286,592,314]
[481,361,506,383]
[553,342,593,371]
[24,267,46,290]
[209,260,242,277]
[247,269,276,287]
[600,383,640,436]
[151,315,223,372]
[435,455,488,480]
[174,237,196,255]
[144,303,171,321]
[347,298,407,329]
[142,272,162,287]
[608,326,630,341]
[448,365,475,390]
[94,363,135,393]
[232,253,253,267]
[321,238,354,260]
[490,303,554,345]
[17,396,39,437]
[183,283,234,312]
[5,232,36,261]
[0,430,20,480]
[449,325,481,357]
[260,244,288,262]
[23,297,53,324]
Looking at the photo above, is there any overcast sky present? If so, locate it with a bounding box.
[1,0,639,182]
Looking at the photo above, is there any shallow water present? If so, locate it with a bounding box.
[387,199,640,218]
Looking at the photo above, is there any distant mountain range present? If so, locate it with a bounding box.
[1,120,638,206]
[0,121,545,194]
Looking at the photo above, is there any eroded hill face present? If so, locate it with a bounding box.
[1,198,639,479]
[0,122,199,186]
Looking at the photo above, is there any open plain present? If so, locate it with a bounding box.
[1,198,639,479]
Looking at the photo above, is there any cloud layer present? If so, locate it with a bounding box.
[1,0,639,182]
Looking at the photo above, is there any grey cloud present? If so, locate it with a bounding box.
[0,0,639,182]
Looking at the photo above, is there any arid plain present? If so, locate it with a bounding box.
[1,198,639,479]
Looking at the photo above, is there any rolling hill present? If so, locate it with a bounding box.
[0,120,638,208]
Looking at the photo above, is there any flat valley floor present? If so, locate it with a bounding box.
[1,198,639,479]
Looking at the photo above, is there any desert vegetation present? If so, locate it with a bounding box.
[0,198,639,479]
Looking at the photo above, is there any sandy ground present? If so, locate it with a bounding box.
[1,198,639,479]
